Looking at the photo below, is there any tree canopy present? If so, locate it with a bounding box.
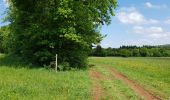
[4,0,117,69]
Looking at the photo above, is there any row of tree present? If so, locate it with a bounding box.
[91,45,170,57]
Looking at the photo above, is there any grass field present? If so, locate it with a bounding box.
[89,57,170,99]
[0,53,169,100]
[0,54,91,100]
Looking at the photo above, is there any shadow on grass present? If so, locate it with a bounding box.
[0,54,40,69]
[0,54,89,72]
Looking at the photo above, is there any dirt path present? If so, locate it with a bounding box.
[89,64,161,100]
[108,67,162,100]
[89,69,105,100]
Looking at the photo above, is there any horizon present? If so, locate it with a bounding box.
[1,0,170,48]
[95,44,170,49]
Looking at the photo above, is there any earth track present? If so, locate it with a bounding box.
[108,66,162,100]
[89,69,105,100]
[90,64,162,100]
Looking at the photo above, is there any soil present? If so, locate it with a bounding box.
[89,69,105,100]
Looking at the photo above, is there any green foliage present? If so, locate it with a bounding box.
[139,48,149,57]
[5,0,117,68]
[152,48,162,57]
[162,50,170,57]
[58,62,70,71]
[91,45,170,57]
[119,49,132,57]
[92,45,107,57]
[0,26,10,53]
[132,49,140,57]
[0,29,3,52]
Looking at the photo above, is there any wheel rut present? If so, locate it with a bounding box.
[90,64,162,100]
[89,68,105,100]
[108,66,162,100]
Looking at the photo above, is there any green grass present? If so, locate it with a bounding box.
[93,64,142,100]
[89,57,170,99]
[1,53,169,99]
[0,54,91,100]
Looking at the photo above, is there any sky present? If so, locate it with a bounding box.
[0,0,9,26]
[0,0,170,48]
[101,0,170,48]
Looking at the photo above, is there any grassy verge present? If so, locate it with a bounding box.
[89,57,170,99]
[0,54,91,100]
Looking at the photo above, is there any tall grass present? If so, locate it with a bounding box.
[0,54,91,100]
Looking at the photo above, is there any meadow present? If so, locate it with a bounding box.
[0,53,169,100]
[89,57,170,99]
[0,54,91,100]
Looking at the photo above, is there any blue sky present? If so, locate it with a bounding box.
[1,0,170,48]
[0,0,9,26]
[101,0,170,48]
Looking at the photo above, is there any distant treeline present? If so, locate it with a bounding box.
[91,45,170,57]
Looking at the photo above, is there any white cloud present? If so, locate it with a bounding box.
[145,2,153,8]
[164,19,170,24]
[122,38,170,47]
[149,19,160,24]
[133,26,144,34]
[149,33,168,38]
[145,2,167,9]
[117,11,145,24]
[117,7,159,25]
[133,26,163,34]
[122,39,154,46]
[133,26,170,39]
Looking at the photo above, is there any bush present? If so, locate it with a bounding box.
[119,49,132,57]
[140,48,149,57]
[58,62,70,71]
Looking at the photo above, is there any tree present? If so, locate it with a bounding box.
[162,50,170,57]
[105,47,113,56]
[90,45,170,57]
[0,26,10,53]
[140,48,149,57]
[132,49,140,57]
[119,49,131,57]
[0,29,3,53]
[6,0,117,68]
[93,45,106,57]
[151,48,162,57]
